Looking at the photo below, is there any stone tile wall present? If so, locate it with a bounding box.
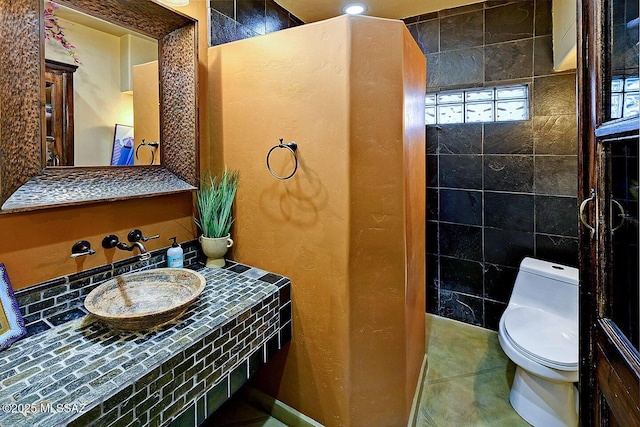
[209,0,302,46]
[405,0,578,329]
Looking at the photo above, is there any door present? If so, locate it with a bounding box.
[44,59,76,167]
[578,0,640,425]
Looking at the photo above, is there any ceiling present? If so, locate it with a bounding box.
[274,0,482,23]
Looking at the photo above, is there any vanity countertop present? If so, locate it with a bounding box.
[0,265,285,427]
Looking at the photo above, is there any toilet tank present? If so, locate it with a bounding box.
[508,257,579,320]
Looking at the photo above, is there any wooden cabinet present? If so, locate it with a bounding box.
[44,59,77,167]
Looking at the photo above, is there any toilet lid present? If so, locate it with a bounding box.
[504,307,578,371]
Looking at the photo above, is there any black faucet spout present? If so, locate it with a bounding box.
[116,241,147,254]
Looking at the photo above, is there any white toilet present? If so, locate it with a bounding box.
[498,257,579,427]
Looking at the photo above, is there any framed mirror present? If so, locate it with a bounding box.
[0,0,199,213]
[45,2,160,168]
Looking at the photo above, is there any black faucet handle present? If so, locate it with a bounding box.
[70,240,96,258]
[102,234,120,249]
[127,229,160,243]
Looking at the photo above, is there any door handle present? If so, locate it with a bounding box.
[611,199,626,234]
[579,188,596,238]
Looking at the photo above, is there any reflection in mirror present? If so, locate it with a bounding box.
[45,59,76,166]
[0,0,198,212]
[605,0,639,120]
[44,2,160,167]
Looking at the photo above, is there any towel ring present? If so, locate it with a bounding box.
[135,139,159,165]
[266,138,298,180]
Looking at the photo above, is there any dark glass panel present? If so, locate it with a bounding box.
[604,0,639,121]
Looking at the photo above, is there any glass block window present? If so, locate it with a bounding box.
[425,84,529,125]
[611,76,639,119]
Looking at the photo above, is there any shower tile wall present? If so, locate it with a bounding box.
[405,0,578,330]
[209,0,302,46]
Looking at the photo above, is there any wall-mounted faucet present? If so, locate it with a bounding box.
[70,240,96,258]
[102,234,144,253]
[102,231,157,261]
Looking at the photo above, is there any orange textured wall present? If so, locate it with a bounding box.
[209,17,352,424]
[209,15,425,426]
[0,193,195,290]
[402,24,428,415]
[0,2,210,291]
[133,61,160,165]
[347,18,426,425]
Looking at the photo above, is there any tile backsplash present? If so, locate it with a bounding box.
[14,241,202,337]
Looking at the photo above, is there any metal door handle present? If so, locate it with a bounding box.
[579,189,596,237]
[611,199,626,234]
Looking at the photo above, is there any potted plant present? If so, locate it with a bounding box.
[195,168,240,268]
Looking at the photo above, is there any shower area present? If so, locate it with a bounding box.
[208,15,426,427]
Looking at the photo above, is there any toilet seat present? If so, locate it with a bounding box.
[503,307,578,371]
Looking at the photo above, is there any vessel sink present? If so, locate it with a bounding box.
[84,268,206,330]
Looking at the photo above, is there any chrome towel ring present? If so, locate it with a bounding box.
[266,138,298,180]
[135,139,159,165]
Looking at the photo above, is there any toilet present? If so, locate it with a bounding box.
[498,257,579,427]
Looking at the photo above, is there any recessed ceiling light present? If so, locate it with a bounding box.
[342,3,367,15]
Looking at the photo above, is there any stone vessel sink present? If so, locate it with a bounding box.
[84,268,206,330]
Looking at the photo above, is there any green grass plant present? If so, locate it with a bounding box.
[195,168,240,238]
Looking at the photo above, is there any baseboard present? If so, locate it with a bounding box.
[241,386,325,427]
[244,354,428,427]
[408,354,429,427]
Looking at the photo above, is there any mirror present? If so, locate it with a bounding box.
[45,2,160,167]
[0,0,199,212]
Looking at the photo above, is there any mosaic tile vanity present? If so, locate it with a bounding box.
[0,241,292,427]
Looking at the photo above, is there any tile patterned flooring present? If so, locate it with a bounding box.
[415,314,530,426]
[205,396,288,426]
[210,314,530,426]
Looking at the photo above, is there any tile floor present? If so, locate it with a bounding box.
[415,314,530,426]
[208,314,530,426]
[205,396,287,426]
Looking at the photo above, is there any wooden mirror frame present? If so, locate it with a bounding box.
[0,0,199,213]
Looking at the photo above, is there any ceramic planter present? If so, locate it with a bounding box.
[199,234,234,268]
